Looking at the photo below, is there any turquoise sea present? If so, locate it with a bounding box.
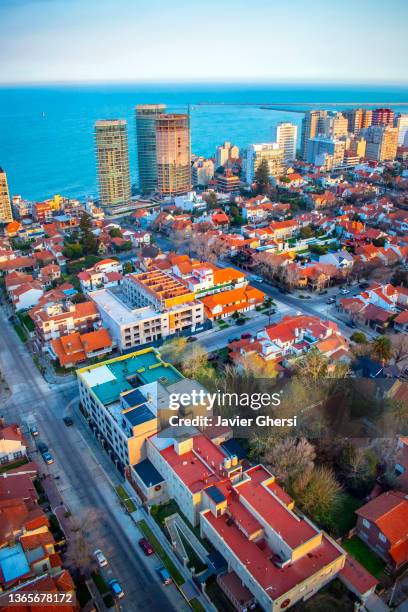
[0,82,407,201]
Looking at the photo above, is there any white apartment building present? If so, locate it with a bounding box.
[396,114,408,146]
[246,143,284,183]
[90,287,204,352]
[272,123,298,162]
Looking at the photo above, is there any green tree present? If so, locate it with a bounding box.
[204,192,218,209]
[109,227,122,238]
[294,466,342,525]
[159,337,188,365]
[79,213,99,255]
[299,225,314,239]
[371,335,392,364]
[350,331,367,344]
[63,243,83,260]
[254,158,270,193]
[123,262,133,274]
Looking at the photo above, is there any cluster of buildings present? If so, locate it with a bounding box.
[0,420,76,609]
[76,348,382,611]
[301,107,406,171]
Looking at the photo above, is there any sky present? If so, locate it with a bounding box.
[0,0,407,85]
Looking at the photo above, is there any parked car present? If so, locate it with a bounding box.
[157,566,172,585]
[63,416,74,426]
[228,337,239,344]
[138,537,154,556]
[37,441,48,453]
[319,289,328,295]
[42,451,54,465]
[241,332,252,339]
[340,288,350,295]
[346,321,357,329]
[250,275,263,282]
[186,336,197,343]
[359,282,369,289]
[326,297,336,304]
[108,579,124,599]
[94,549,108,567]
[30,425,39,437]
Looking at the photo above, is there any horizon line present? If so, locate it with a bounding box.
[1,77,408,88]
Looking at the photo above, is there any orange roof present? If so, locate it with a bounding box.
[356,491,408,556]
[51,328,112,366]
[212,267,245,284]
[200,285,264,310]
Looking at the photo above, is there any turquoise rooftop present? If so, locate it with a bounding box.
[78,348,183,405]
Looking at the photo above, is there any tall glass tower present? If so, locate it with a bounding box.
[135,104,166,194]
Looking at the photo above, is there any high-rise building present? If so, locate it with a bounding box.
[363,126,398,161]
[192,157,215,187]
[272,122,298,162]
[372,108,395,127]
[215,142,240,168]
[324,112,349,138]
[306,137,345,170]
[344,108,372,134]
[95,120,131,211]
[300,110,327,159]
[135,104,166,194]
[396,114,408,146]
[246,143,284,184]
[155,114,191,196]
[0,168,13,224]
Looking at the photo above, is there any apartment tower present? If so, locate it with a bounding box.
[300,110,327,159]
[372,108,395,127]
[272,122,298,162]
[155,114,191,196]
[363,125,398,161]
[135,104,166,194]
[0,168,13,224]
[95,120,131,210]
[246,143,284,183]
[344,108,372,134]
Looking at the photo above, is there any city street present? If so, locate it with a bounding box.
[0,306,190,612]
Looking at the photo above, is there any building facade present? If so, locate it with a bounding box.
[300,110,327,159]
[216,142,240,168]
[0,168,13,224]
[372,108,395,127]
[363,126,398,161]
[246,143,284,183]
[135,104,166,194]
[272,123,298,162]
[95,119,131,211]
[344,108,372,134]
[155,114,191,196]
[396,114,408,146]
[306,137,345,169]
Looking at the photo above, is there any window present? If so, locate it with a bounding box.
[13,451,22,459]
[362,519,370,529]
[378,533,387,543]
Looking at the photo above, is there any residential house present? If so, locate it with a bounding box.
[78,258,123,293]
[355,490,408,571]
[200,285,265,319]
[0,422,28,466]
[50,328,114,368]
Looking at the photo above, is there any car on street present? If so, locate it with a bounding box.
[250,275,263,282]
[42,451,54,465]
[157,566,172,585]
[63,416,74,426]
[319,289,328,295]
[346,321,357,329]
[228,337,239,344]
[241,332,252,339]
[37,441,48,453]
[94,549,108,567]
[340,288,350,295]
[186,336,197,343]
[30,425,39,436]
[326,297,336,304]
[359,282,370,289]
[108,579,124,599]
[138,537,154,556]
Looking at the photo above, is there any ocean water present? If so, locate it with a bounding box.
[0,82,407,201]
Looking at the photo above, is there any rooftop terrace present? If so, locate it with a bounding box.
[78,348,183,406]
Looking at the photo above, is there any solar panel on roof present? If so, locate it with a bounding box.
[205,485,226,504]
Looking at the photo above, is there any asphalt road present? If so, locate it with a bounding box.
[0,307,187,612]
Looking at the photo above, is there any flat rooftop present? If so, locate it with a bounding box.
[129,270,193,301]
[90,288,160,323]
[0,544,30,583]
[78,349,183,406]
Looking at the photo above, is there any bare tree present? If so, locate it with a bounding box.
[159,337,188,366]
[391,335,408,365]
[65,509,103,578]
[263,437,316,494]
[180,344,208,379]
[294,465,342,520]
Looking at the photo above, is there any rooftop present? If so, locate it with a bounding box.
[0,544,30,584]
[90,288,160,323]
[78,348,182,406]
